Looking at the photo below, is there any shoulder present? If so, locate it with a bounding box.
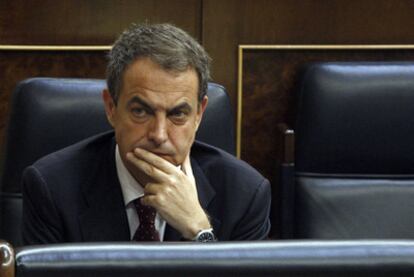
[27,131,115,182]
[33,131,114,167]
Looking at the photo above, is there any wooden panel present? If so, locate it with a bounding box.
[0,0,201,44]
[202,0,414,113]
[0,0,202,162]
[240,46,414,237]
[0,50,108,149]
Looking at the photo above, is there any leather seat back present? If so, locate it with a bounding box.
[294,62,414,238]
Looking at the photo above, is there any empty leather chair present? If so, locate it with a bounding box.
[0,78,235,246]
[281,62,414,238]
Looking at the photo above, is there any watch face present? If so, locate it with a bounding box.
[197,231,216,242]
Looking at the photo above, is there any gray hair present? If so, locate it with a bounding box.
[106,23,211,104]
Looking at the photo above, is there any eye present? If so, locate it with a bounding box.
[171,111,186,118]
[131,107,147,118]
[169,110,188,124]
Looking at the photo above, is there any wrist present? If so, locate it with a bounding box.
[192,228,217,242]
[183,213,211,239]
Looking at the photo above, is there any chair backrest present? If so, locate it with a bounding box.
[0,78,235,246]
[293,62,414,238]
[14,241,414,277]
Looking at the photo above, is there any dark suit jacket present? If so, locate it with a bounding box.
[22,131,271,244]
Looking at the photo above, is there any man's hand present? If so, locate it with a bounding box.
[126,148,211,239]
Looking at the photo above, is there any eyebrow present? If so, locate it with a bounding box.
[168,102,192,114]
[127,96,154,111]
[126,95,193,113]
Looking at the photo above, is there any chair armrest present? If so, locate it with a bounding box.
[278,123,294,164]
[277,123,295,238]
[0,240,15,277]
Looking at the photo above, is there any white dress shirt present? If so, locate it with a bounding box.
[115,145,166,240]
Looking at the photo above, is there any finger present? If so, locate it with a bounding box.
[143,183,165,195]
[126,152,168,182]
[145,183,176,204]
[141,193,165,209]
[133,148,178,174]
[140,194,157,207]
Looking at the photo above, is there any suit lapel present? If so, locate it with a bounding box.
[164,155,219,241]
[78,139,130,241]
[191,156,216,212]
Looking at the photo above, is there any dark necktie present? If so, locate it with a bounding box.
[132,198,160,241]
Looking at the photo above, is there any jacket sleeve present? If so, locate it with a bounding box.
[22,166,64,245]
[230,178,272,240]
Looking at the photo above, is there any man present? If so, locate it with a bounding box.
[22,23,271,244]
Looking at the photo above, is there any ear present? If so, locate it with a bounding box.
[102,89,116,127]
[195,95,208,131]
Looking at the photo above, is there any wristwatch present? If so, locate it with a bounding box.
[193,228,217,242]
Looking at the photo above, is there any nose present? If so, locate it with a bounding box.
[148,114,168,146]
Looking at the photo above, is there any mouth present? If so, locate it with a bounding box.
[131,145,176,163]
[133,146,172,156]
[146,150,175,162]
[149,151,173,157]
[151,152,177,165]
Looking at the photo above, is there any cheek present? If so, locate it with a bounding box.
[115,121,147,148]
[170,124,197,153]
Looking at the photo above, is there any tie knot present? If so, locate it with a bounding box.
[133,198,156,224]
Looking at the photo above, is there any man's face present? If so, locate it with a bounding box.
[103,57,207,177]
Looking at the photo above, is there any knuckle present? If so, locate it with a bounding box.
[153,159,162,169]
[169,177,179,187]
[144,164,155,176]
[164,186,173,195]
[154,194,165,207]
[143,184,153,194]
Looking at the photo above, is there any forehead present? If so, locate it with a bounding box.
[120,58,199,104]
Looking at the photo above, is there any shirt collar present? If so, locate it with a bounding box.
[115,145,144,207]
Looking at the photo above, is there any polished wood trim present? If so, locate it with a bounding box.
[237,44,414,159]
[236,46,243,158]
[0,45,111,51]
[239,44,414,50]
